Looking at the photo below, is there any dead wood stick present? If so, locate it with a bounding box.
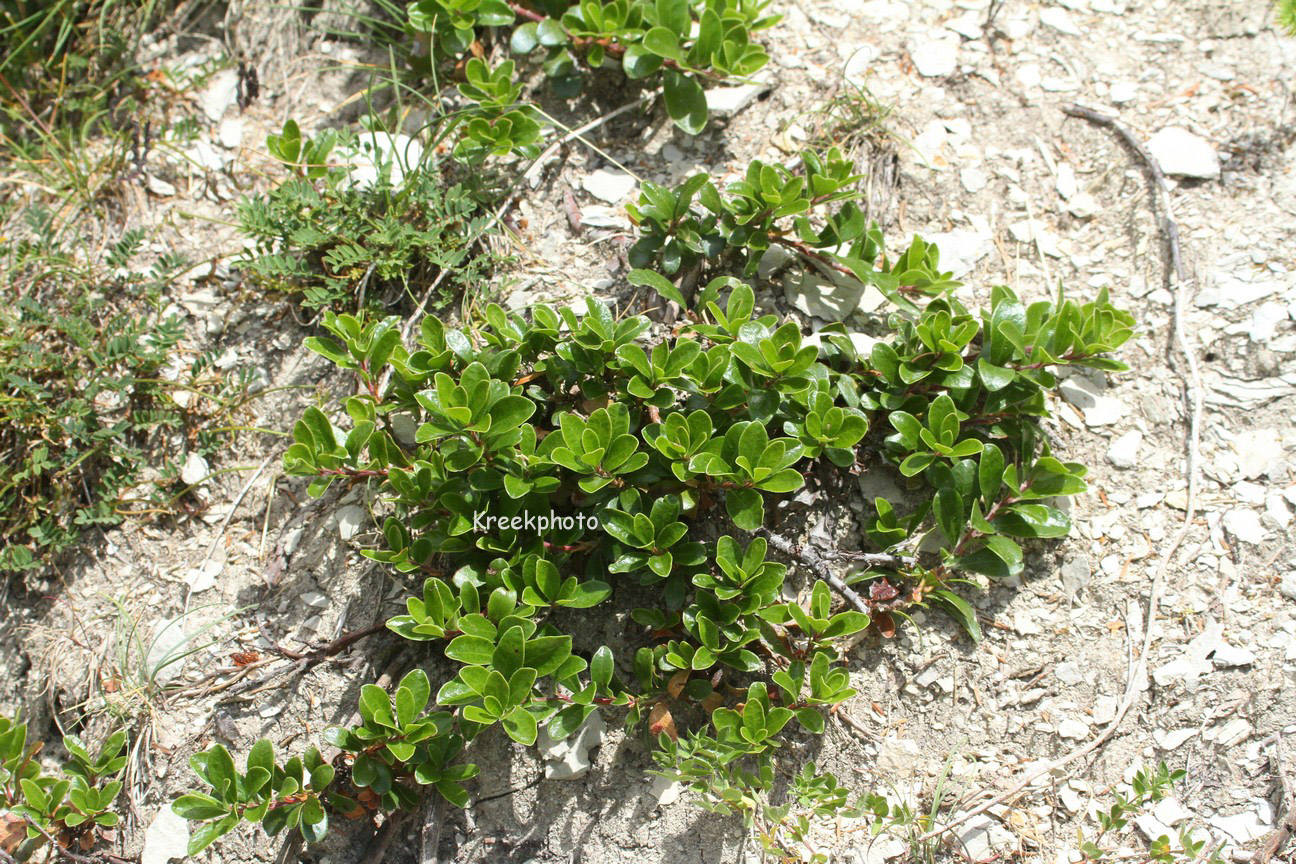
[756,529,915,616]
[419,793,450,864]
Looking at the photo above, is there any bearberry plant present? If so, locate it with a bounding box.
[407,0,779,139]
[176,147,1135,854]
[0,717,126,861]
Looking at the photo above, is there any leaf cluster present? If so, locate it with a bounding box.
[0,717,126,861]
[407,0,780,138]
[178,147,1136,851]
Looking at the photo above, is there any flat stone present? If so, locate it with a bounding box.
[199,69,239,122]
[141,806,190,864]
[146,618,191,686]
[147,175,178,197]
[1040,7,1082,35]
[1107,430,1143,469]
[1110,81,1138,103]
[337,504,365,541]
[704,79,769,115]
[946,12,983,39]
[1059,376,1125,426]
[1211,643,1256,667]
[1060,555,1090,602]
[783,268,868,321]
[1222,509,1265,544]
[922,229,992,277]
[181,452,210,486]
[876,736,921,773]
[909,33,960,77]
[1280,572,1296,601]
[1057,718,1090,740]
[1146,127,1220,179]
[581,168,637,204]
[1209,810,1269,843]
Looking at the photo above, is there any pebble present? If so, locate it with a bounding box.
[954,814,1015,859]
[1109,81,1138,103]
[1280,572,1296,601]
[218,117,244,150]
[922,228,993,277]
[141,806,190,864]
[909,33,960,77]
[581,168,637,204]
[181,452,210,486]
[783,269,869,321]
[946,12,983,40]
[147,175,178,197]
[1067,191,1100,219]
[649,775,684,807]
[1060,555,1090,602]
[1059,375,1125,426]
[1040,7,1082,35]
[704,79,769,115]
[199,69,239,122]
[1209,809,1270,843]
[1106,430,1143,469]
[1057,718,1090,740]
[1154,728,1198,750]
[337,504,365,541]
[959,166,989,193]
[1211,644,1256,668]
[146,618,191,686]
[1222,509,1265,545]
[876,736,921,773]
[1146,127,1220,179]
[1250,301,1289,343]
[184,560,222,594]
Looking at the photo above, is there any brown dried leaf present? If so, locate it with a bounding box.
[648,702,677,741]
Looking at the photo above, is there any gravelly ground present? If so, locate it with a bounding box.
[2,1,1294,862]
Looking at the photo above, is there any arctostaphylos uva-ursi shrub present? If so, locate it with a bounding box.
[175,147,1134,858]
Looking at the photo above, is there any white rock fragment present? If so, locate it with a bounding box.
[649,774,684,807]
[1059,376,1125,426]
[184,560,222,593]
[953,814,1015,860]
[1055,162,1077,199]
[1057,718,1090,740]
[1211,643,1256,668]
[146,618,191,686]
[147,175,178,197]
[922,229,992,277]
[783,269,875,321]
[1110,81,1138,104]
[1008,219,1062,257]
[876,736,921,773]
[704,80,769,115]
[180,452,210,486]
[1106,430,1143,469]
[538,711,606,780]
[337,504,366,541]
[1154,798,1193,826]
[1067,192,1100,219]
[1222,509,1266,545]
[1209,810,1269,843]
[1146,127,1220,180]
[959,166,989,193]
[1153,728,1198,751]
[199,69,239,122]
[946,12,983,39]
[1250,301,1289,343]
[141,806,191,864]
[581,168,637,204]
[909,33,960,77]
[1040,7,1081,35]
